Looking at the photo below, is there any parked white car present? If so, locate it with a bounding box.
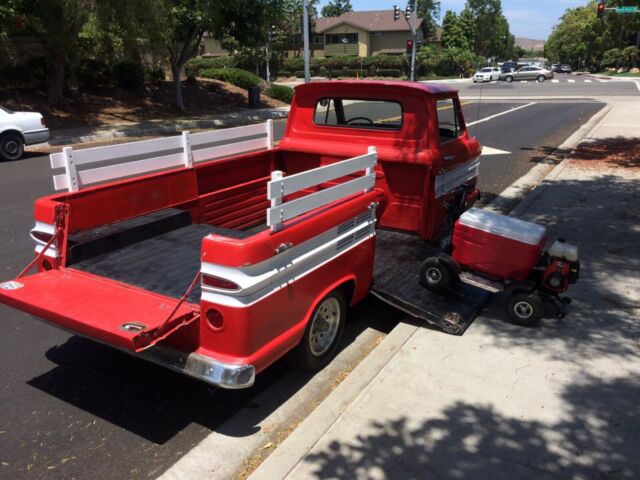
[0,107,49,161]
[472,67,501,83]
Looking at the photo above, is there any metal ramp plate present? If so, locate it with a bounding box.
[372,229,490,335]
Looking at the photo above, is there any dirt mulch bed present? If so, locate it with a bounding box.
[569,139,640,170]
[0,79,286,130]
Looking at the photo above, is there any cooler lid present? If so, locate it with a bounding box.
[458,208,546,246]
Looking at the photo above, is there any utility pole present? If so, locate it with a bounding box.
[266,25,276,83]
[395,3,418,81]
[303,0,311,83]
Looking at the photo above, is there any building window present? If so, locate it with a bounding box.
[314,98,403,130]
[371,31,382,36]
[325,33,358,44]
[313,35,324,45]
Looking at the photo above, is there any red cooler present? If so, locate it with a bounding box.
[452,208,547,281]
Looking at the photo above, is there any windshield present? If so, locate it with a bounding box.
[0,106,14,114]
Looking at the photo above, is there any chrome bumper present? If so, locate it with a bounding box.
[138,346,255,389]
[23,128,50,145]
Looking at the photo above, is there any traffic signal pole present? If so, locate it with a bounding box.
[303,0,311,83]
[409,10,417,82]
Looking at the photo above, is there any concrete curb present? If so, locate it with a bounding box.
[47,107,290,146]
[484,103,612,214]
[247,100,618,480]
[247,322,419,480]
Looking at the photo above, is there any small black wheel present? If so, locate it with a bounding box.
[0,133,24,161]
[537,75,546,83]
[505,76,514,83]
[419,257,455,292]
[297,289,346,372]
[506,291,544,326]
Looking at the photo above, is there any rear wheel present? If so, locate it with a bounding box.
[297,290,346,372]
[505,76,514,83]
[506,291,544,326]
[0,133,24,161]
[537,75,546,83]
[420,257,455,292]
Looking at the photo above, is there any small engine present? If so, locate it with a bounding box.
[539,239,580,294]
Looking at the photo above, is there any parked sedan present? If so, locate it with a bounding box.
[560,64,572,73]
[0,107,49,161]
[500,66,554,83]
[472,67,501,83]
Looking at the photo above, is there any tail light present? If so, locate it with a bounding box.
[30,230,53,243]
[40,117,46,127]
[202,274,240,291]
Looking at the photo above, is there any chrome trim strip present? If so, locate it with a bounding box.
[30,221,58,258]
[435,157,480,198]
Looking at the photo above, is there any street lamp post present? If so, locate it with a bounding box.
[302,0,311,83]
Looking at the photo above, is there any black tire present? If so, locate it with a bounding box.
[0,133,24,161]
[297,289,346,372]
[537,75,545,83]
[419,257,455,292]
[505,76,514,83]
[506,291,544,326]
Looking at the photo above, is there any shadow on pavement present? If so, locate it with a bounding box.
[303,375,639,479]
[27,296,400,445]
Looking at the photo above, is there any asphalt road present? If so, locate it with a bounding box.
[0,97,605,479]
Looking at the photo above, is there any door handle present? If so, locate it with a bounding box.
[444,155,456,161]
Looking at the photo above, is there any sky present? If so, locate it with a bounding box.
[316,0,588,39]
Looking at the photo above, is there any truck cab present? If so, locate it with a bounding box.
[0,81,481,389]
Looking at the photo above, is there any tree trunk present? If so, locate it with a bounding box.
[171,62,185,111]
[48,54,65,108]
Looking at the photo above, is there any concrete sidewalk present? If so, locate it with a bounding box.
[249,102,640,479]
[45,106,290,146]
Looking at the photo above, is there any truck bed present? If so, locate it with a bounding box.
[373,229,489,335]
[71,210,264,304]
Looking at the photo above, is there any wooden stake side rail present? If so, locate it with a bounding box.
[267,146,377,231]
[49,120,274,192]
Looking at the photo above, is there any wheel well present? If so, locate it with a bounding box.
[339,279,356,306]
[0,130,25,143]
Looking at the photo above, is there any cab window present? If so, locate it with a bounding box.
[314,98,403,130]
[436,99,464,143]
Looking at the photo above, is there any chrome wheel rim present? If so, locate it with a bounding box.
[514,301,534,319]
[426,266,442,284]
[309,297,341,356]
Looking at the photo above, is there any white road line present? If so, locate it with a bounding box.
[636,81,640,92]
[466,102,537,127]
[568,79,576,83]
[481,146,511,156]
[522,80,528,83]
[552,79,559,83]
[584,79,592,83]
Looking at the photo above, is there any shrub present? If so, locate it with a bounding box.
[376,69,402,77]
[200,67,262,89]
[112,60,145,90]
[264,84,294,104]
[375,54,406,70]
[76,58,112,88]
[0,56,48,87]
[294,70,305,78]
[146,66,165,83]
[283,57,305,72]
[185,56,238,77]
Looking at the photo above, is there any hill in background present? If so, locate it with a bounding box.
[515,37,545,51]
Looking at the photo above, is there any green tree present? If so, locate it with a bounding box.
[321,0,352,18]
[465,0,512,59]
[14,0,93,106]
[441,11,469,50]
[415,0,441,38]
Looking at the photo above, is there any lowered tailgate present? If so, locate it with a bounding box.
[0,268,198,352]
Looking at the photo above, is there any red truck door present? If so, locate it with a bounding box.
[0,268,198,352]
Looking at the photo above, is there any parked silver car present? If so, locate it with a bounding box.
[500,66,554,83]
[472,67,501,83]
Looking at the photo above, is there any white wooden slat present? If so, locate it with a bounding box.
[192,138,268,163]
[50,151,65,169]
[53,173,70,191]
[267,174,375,227]
[267,151,376,200]
[77,153,184,186]
[70,136,183,167]
[190,123,267,147]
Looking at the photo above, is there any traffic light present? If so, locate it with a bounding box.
[597,1,605,18]
[406,39,414,55]
[393,5,400,21]
[405,4,412,17]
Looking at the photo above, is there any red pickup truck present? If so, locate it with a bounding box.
[0,81,481,389]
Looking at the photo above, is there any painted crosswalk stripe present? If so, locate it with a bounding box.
[552,79,559,83]
[568,79,576,83]
[584,79,592,83]
[522,80,528,83]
